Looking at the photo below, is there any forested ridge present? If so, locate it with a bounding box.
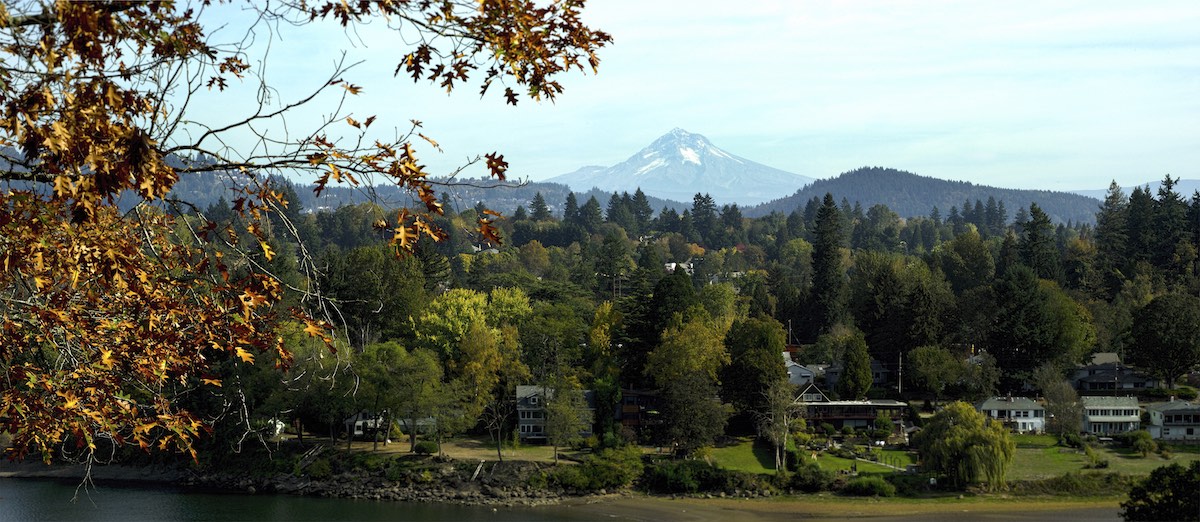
[748,166,1101,224]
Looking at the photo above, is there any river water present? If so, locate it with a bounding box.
[0,478,592,521]
[0,478,1123,521]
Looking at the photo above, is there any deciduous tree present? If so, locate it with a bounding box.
[912,402,1015,491]
[0,0,609,464]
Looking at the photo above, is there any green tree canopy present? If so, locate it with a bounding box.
[912,402,1015,491]
[1129,293,1200,388]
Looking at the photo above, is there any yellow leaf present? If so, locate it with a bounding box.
[260,240,275,261]
[99,348,114,369]
[235,347,255,364]
[201,378,222,387]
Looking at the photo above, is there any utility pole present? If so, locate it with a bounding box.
[897,351,903,396]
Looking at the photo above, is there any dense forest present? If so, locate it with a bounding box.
[184,173,1200,458]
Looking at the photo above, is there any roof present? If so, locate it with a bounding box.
[1148,401,1200,414]
[1077,371,1155,384]
[977,396,1044,411]
[515,385,597,409]
[1081,396,1139,408]
[1090,352,1121,365]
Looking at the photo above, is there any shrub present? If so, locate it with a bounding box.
[1117,430,1157,457]
[307,458,332,479]
[789,459,835,492]
[641,459,765,494]
[1083,445,1109,469]
[886,473,934,496]
[581,446,645,490]
[413,441,439,455]
[842,476,896,497]
[1058,432,1083,449]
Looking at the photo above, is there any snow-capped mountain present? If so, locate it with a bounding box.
[547,129,813,206]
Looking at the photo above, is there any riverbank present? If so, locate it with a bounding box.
[0,459,586,507]
[1,460,1124,521]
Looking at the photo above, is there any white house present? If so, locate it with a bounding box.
[1081,396,1141,435]
[976,396,1045,433]
[1147,399,1200,441]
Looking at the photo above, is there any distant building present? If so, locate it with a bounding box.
[515,385,596,442]
[1081,396,1141,435]
[616,388,661,432]
[825,358,891,391]
[792,384,906,433]
[784,352,818,386]
[1147,399,1200,441]
[1072,362,1159,392]
[976,396,1046,433]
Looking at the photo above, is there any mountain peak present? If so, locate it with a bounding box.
[547,130,812,206]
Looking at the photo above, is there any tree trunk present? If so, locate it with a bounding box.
[494,427,504,462]
[408,418,418,453]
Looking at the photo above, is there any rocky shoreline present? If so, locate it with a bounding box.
[0,460,602,507]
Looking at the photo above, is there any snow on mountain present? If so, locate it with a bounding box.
[547,128,813,206]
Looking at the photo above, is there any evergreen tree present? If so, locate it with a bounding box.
[1019,203,1061,281]
[530,192,552,221]
[605,193,637,232]
[632,189,654,233]
[691,193,718,246]
[1153,175,1189,279]
[1094,181,1129,298]
[563,192,581,225]
[1126,186,1156,269]
[812,193,848,331]
[836,332,872,399]
[579,196,603,232]
[512,205,528,221]
[655,207,681,234]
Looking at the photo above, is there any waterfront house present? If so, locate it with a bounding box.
[792,384,906,433]
[1147,399,1200,441]
[784,352,818,386]
[976,396,1046,433]
[1072,361,1159,392]
[515,385,596,442]
[1081,396,1141,435]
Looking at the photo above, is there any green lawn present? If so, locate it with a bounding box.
[710,437,774,473]
[1009,439,1200,480]
[700,434,1200,481]
[711,438,915,475]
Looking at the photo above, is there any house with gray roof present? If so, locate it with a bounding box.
[1081,396,1141,435]
[1147,399,1200,441]
[515,385,596,442]
[976,396,1045,433]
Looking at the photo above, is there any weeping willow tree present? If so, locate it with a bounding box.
[912,401,1015,491]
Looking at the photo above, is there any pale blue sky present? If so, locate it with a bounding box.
[192,1,1200,193]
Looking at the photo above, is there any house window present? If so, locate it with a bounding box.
[1189,428,1195,436]
[529,397,539,406]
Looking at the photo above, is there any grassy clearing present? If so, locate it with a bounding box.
[1009,438,1200,480]
[710,437,774,474]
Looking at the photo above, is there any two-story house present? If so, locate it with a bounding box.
[1081,396,1141,435]
[1147,399,1200,441]
[792,384,906,433]
[515,385,596,442]
[976,396,1046,433]
[1072,360,1159,392]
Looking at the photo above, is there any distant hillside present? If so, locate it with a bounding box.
[747,167,1100,224]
